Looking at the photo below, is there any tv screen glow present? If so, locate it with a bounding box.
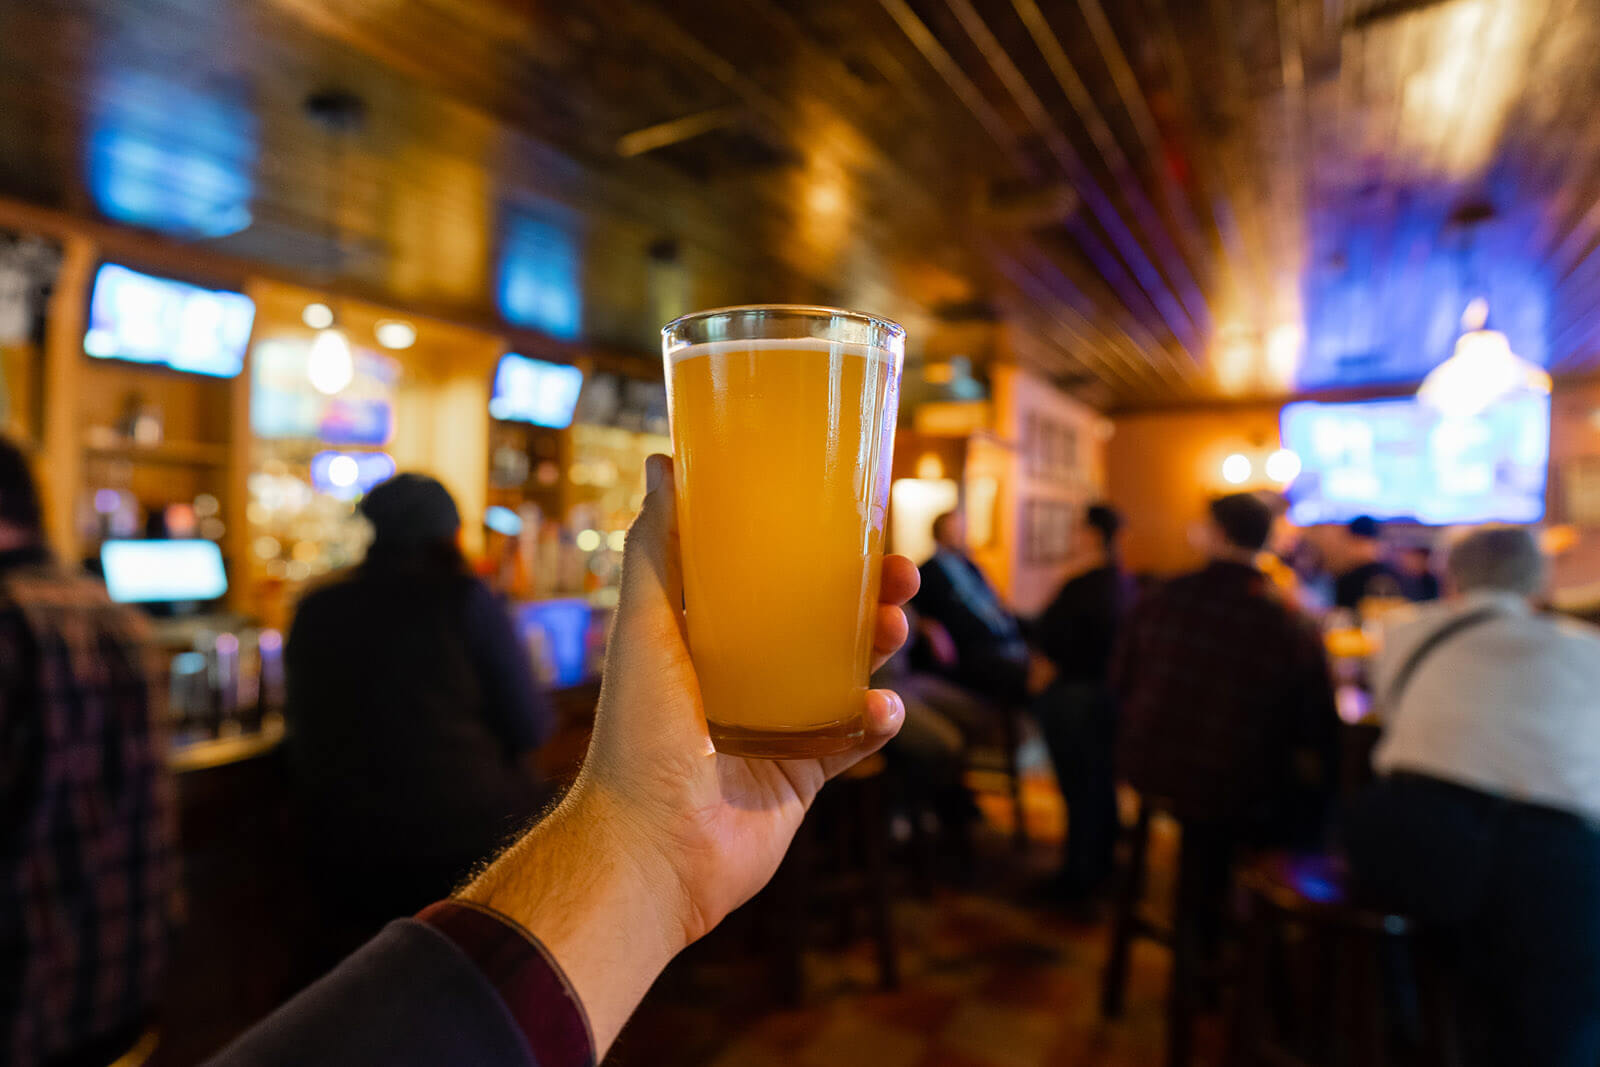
[489,353,584,429]
[1281,393,1550,526]
[84,263,255,377]
[101,540,229,603]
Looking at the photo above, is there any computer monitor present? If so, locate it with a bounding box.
[101,540,229,604]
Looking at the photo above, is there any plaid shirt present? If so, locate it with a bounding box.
[0,547,179,1066]
[1112,561,1340,827]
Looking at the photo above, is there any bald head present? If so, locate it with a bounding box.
[1446,526,1547,598]
[931,511,965,551]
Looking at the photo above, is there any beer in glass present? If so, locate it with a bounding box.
[662,305,905,758]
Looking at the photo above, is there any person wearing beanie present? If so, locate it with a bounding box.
[284,473,553,958]
[1333,514,1405,611]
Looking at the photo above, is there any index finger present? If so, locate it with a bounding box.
[880,554,919,606]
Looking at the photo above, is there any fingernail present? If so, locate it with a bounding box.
[646,455,662,493]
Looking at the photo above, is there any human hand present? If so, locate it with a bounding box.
[461,454,916,1053]
[583,453,916,940]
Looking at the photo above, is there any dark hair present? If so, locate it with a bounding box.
[931,510,961,543]
[0,436,42,535]
[1084,503,1122,547]
[1209,493,1273,552]
[1346,515,1381,541]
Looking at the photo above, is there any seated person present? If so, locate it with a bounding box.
[1114,494,1339,955]
[1346,527,1600,1066]
[1396,543,1440,602]
[871,625,977,844]
[912,510,1028,705]
[1333,515,1404,610]
[285,474,553,941]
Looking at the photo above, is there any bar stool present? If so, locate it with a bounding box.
[1231,853,1461,1067]
[964,700,1029,851]
[1101,796,1236,1067]
[763,754,899,1003]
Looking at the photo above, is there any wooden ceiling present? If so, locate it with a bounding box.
[1,0,1598,408]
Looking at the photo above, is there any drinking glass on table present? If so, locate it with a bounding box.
[662,305,904,759]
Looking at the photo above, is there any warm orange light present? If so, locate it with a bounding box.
[1542,525,1579,556]
[914,452,944,479]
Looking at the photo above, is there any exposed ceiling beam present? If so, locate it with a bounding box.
[616,106,745,158]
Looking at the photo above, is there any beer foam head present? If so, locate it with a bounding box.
[665,336,898,366]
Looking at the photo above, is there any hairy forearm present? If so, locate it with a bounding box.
[457,781,689,1057]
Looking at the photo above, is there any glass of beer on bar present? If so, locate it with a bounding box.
[662,305,905,759]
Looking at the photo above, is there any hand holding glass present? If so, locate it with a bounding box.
[662,306,904,758]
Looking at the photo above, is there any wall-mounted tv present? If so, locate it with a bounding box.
[1280,392,1550,526]
[83,263,256,377]
[489,353,584,429]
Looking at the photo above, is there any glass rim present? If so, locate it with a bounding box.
[661,304,906,344]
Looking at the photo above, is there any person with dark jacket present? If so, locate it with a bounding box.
[285,474,553,940]
[913,510,1028,705]
[1333,515,1404,610]
[1028,503,1134,900]
[209,456,918,1066]
[1113,493,1339,958]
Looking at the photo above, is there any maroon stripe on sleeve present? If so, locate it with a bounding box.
[418,899,595,1067]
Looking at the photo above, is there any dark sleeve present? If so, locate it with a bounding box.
[1108,595,1150,701]
[204,911,594,1067]
[1289,617,1341,792]
[912,560,954,623]
[1028,579,1080,669]
[462,581,553,753]
[0,606,32,819]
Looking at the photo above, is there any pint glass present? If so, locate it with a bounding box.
[662,305,905,758]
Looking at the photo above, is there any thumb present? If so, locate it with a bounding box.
[612,454,685,650]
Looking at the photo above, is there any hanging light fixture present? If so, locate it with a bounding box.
[301,89,367,399]
[1417,298,1550,418]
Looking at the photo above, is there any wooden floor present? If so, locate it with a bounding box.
[612,764,1214,1067]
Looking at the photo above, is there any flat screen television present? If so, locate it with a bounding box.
[1280,392,1550,526]
[101,540,229,604]
[489,353,584,429]
[83,263,256,377]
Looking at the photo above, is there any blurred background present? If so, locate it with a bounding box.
[3,0,1600,1064]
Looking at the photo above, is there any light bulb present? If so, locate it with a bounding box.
[326,454,360,488]
[302,302,335,330]
[307,329,354,395]
[1221,453,1252,485]
[1265,449,1302,484]
[374,319,416,349]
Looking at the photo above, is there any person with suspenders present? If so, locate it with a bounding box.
[1345,526,1600,1067]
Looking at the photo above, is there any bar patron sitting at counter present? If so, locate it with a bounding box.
[9,2,1600,1064]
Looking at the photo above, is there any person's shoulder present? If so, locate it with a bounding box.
[1549,612,1600,652]
[289,569,367,622]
